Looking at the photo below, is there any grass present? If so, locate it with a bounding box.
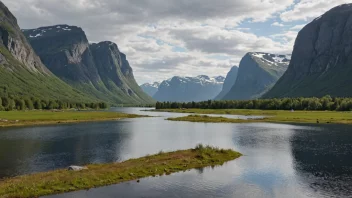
[167,115,254,123]
[0,145,242,198]
[160,109,352,125]
[0,110,144,127]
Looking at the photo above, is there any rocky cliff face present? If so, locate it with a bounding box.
[215,66,238,100]
[24,25,154,104]
[0,2,49,74]
[223,52,290,100]
[154,75,225,102]
[0,2,91,101]
[264,4,352,98]
[140,82,160,97]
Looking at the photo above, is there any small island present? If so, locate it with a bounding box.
[0,145,241,198]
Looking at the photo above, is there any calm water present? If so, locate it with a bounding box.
[0,108,351,198]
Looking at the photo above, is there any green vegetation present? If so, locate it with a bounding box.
[0,21,15,36]
[168,115,253,123]
[0,145,242,198]
[0,111,143,127]
[0,95,109,111]
[163,109,352,125]
[156,95,352,111]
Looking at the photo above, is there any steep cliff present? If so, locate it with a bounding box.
[223,52,289,100]
[264,4,352,98]
[0,2,90,101]
[24,25,154,104]
[154,75,225,102]
[215,66,238,100]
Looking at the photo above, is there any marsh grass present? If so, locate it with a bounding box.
[0,111,144,127]
[164,109,352,125]
[0,145,241,198]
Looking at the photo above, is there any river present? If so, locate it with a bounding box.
[0,108,351,198]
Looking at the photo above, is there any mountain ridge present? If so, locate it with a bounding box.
[215,66,238,100]
[223,52,290,100]
[23,25,154,105]
[264,4,352,98]
[0,2,94,102]
[154,75,225,102]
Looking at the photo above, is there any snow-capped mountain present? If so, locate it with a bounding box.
[223,52,290,100]
[140,82,160,97]
[154,75,225,102]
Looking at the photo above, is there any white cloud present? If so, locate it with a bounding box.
[280,0,351,22]
[3,0,349,84]
[271,22,285,27]
[290,24,306,30]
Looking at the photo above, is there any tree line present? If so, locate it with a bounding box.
[0,96,109,111]
[156,96,352,111]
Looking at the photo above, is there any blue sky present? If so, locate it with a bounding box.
[4,0,351,84]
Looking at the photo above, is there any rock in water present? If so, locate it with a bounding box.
[264,4,352,98]
[68,166,88,171]
[223,52,290,100]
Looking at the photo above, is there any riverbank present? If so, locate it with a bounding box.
[0,111,144,127]
[160,109,352,124]
[0,145,241,198]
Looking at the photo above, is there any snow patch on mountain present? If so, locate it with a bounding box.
[250,52,291,67]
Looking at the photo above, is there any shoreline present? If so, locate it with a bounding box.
[0,145,242,198]
[0,111,146,128]
[157,109,352,125]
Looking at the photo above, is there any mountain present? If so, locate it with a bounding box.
[223,52,290,100]
[215,66,238,100]
[23,25,154,105]
[0,2,91,102]
[154,75,225,102]
[264,4,352,98]
[140,82,160,97]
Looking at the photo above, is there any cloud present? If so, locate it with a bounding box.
[271,22,285,27]
[290,24,306,31]
[4,0,347,83]
[280,0,351,22]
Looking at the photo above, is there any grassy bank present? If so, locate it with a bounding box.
[0,111,144,127]
[167,115,254,123]
[0,145,241,198]
[161,109,352,124]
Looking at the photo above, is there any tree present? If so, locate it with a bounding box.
[6,99,15,111]
[34,99,42,109]
[15,99,26,110]
[24,98,34,110]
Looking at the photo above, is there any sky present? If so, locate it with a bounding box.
[3,0,352,84]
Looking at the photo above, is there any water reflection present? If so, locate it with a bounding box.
[291,124,352,197]
[0,121,131,178]
[0,108,351,197]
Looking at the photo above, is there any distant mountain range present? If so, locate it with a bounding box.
[140,82,160,97]
[223,52,290,100]
[23,25,154,105]
[152,75,225,102]
[264,3,352,98]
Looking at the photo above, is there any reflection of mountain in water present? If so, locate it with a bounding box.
[0,121,132,178]
[291,124,352,197]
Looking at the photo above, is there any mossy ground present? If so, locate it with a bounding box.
[0,111,144,127]
[160,109,352,124]
[0,145,241,198]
